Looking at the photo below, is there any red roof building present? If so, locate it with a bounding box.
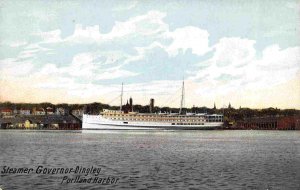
[0,109,13,117]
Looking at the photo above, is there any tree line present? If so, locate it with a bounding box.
[0,101,299,121]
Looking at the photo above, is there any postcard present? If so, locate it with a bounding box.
[0,0,299,189]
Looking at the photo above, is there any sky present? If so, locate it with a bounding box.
[0,0,299,109]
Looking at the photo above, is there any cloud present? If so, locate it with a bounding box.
[0,8,299,108]
[47,11,168,45]
[36,29,62,43]
[188,37,256,83]
[33,10,210,58]
[33,52,138,82]
[6,40,27,48]
[108,11,168,38]
[16,10,210,84]
[247,45,300,87]
[259,45,299,69]
[112,1,138,11]
[166,26,210,56]
[286,1,299,9]
[67,25,101,43]
[189,37,300,96]
[67,53,96,77]
[95,69,138,80]
[0,58,34,77]
[212,37,256,67]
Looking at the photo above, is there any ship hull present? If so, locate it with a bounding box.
[82,114,223,130]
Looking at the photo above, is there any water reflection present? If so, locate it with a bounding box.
[0,130,299,190]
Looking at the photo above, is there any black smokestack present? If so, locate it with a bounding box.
[129,97,133,112]
[150,98,154,113]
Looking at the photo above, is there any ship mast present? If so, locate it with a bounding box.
[179,80,185,114]
[120,83,123,112]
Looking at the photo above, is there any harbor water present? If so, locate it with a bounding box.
[0,130,299,189]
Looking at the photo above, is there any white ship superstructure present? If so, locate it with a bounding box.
[82,82,224,130]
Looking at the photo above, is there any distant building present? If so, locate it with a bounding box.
[56,107,66,115]
[0,109,13,117]
[0,115,81,130]
[33,108,45,115]
[235,115,300,130]
[46,107,54,115]
[72,109,83,116]
[13,109,18,114]
[122,100,131,113]
[24,120,38,129]
[20,108,31,115]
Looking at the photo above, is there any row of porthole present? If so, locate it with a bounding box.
[104,114,207,119]
[109,118,207,122]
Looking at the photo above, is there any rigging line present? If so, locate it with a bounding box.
[163,86,183,107]
[167,94,182,108]
[106,94,121,105]
[163,91,182,108]
[165,88,181,104]
[95,85,124,105]
[161,88,181,107]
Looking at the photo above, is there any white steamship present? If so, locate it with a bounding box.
[82,82,223,130]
